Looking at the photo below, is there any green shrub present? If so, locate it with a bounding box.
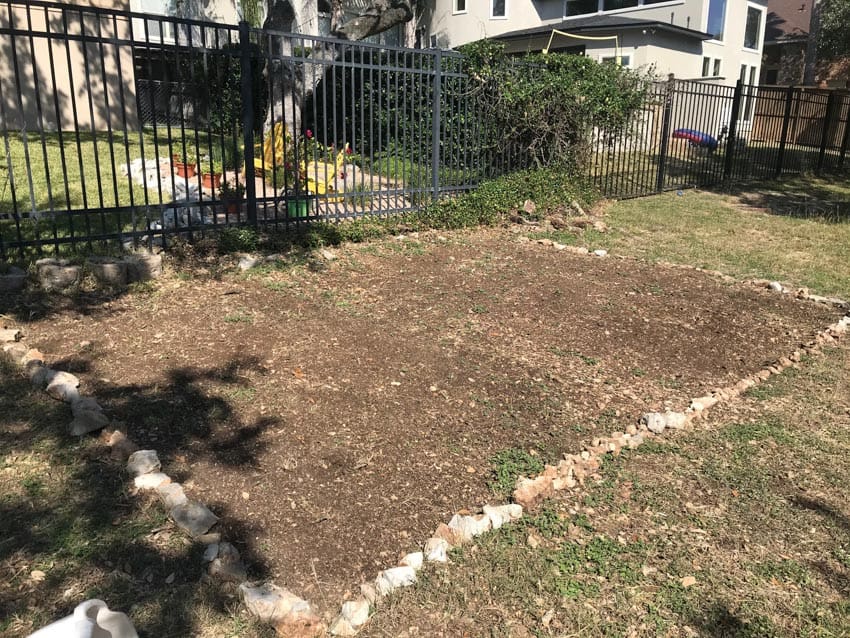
[218,226,259,253]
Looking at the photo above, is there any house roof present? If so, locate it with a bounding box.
[765,0,811,44]
[492,14,712,45]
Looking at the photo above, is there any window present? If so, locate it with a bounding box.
[764,68,778,85]
[744,5,762,49]
[602,0,638,9]
[602,55,630,66]
[491,0,506,18]
[702,57,721,78]
[565,0,597,16]
[565,0,694,18]
[454,0,466,13]
[706,0,726,41]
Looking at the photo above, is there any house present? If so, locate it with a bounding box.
[424,0,768,87]
[761,0,849,87]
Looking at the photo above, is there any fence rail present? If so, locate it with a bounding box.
[1,0,848,260]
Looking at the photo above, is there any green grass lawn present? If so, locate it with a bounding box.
[588,176,850,297]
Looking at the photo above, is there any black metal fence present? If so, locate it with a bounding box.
[1,0,848,260]
[591,77,850,199]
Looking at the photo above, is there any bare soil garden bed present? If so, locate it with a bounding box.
[8,228,840,615]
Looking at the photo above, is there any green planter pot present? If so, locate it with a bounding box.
[287,196,315,219]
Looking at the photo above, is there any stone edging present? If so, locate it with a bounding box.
[2,244,848,637]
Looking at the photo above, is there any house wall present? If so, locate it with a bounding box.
[0,0,139,132]
[428,0,768,89]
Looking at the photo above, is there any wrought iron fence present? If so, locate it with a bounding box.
[590,77,850,199]
[1,0,848,260]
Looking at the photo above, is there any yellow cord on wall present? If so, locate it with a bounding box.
[542,29,621,66]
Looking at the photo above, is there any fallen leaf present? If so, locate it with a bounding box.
[30,570,46,582]
[680,576,697,588]
[165,572,175,584]
[293,368,304,378]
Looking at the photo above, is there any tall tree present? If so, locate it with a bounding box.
[260,0,416,132]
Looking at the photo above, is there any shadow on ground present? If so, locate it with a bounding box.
[0,355,275,637]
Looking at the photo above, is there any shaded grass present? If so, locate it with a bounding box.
[593,176,850,297]
[0,357,272,637]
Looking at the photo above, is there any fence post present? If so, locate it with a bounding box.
[723,79,743,183]
[776,85,795,177]
[655,74,675,193]
[817,91,836,174]
[839,93,850,168]
[431,48,442,203]
[239,20,257,226]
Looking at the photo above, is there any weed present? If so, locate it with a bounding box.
[488,448,545,497]
[223,311,253,324]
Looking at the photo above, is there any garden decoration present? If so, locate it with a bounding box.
[672,128,719,151]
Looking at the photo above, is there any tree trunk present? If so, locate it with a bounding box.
[803,0,822,85]
[261,0,415,135]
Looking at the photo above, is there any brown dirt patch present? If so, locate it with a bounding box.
[10,228,840,616]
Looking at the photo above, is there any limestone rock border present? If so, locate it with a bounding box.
[3,244,848,637]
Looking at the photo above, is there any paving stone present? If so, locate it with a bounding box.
[170,501,218,537]
[339,598,370,626]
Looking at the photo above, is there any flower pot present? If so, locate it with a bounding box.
[287,196,315,219]
[174,162,196,179]
[202,172,222,190]
[220,197,241,215]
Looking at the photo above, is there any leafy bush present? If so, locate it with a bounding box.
[218,226,259,253]
[459,40,655,174]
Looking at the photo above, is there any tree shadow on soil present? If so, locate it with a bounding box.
[687,603,773,638]
[0,355,276,636]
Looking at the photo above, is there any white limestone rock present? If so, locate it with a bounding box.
[483,504,523,530]
[399,551,424,571]
[447,513,492,542]
[423,537,449,563]
[156,482,188,509]
[239,582,317,625]
[375,566,417,596]
[127,450,160,477]
[170,501,218,537]
[133,472,170,490]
